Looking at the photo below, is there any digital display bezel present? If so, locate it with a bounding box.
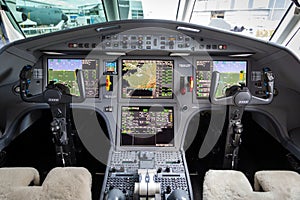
[47,58,99,98]
[120,105,175,147]
[195,60,248,99]
[121,59,174,99]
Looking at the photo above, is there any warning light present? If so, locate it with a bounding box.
[189,76,194,92]
[239,70,244,81]
[106,75,113,91]
[218,44,227,50]
[68,43,78,48]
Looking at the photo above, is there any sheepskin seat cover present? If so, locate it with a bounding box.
[0,167,92,200]
[254,171,300,200]
[203,170,284,200]
[0,167,40,199]
[203,170,300,200]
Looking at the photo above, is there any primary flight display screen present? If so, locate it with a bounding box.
[48,58,99,97]
[122,60,173,99]
[120,106,174,147]
[195,60,247,98]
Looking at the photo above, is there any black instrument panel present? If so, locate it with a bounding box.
[46,56,249,101]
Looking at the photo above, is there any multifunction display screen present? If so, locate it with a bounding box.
[48,58,99,97]
[104,60,118,75]
[195,60,247,98]
[121,106,174,147]
[121,60,173,99]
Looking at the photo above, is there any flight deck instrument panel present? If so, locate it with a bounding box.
[195,60,247,98]
[45,57,249,200]
[121,60,173,99]
[47,58,99,97]
[121,106,174,147]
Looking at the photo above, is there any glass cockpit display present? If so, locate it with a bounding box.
[195,60,247,98]
[103,60,118,75]
[48,58,99,97]
[121,106,174,147]
[121,60,173,99]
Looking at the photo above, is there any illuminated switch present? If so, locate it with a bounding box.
[188,76,194,92]
[68,43,78,48]
[180,76,186,95]
[105,75,113,91]
[218,44,227,50]
[104,106,113,112]
[239,70,245,82]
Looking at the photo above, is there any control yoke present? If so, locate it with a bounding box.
[209,68,274,169]
[20,65,86,104]
[19,65,86,166]
[210,68,274,106]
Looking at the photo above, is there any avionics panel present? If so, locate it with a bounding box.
[195,60,247,98]
[120,106,174,147]
[121,60,173,99]
[47,58,99,97]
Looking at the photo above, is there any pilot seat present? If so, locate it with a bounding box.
[0,167,92,200]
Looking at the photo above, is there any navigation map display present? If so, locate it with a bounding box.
[122,60,173,99]
[121,106,174,147]
[48,58,99,97]
[195,60,247,98]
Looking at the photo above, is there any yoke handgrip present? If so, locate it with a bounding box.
[209,71,234,105]
[72,69,86,103]
[210,70,274,106]
[250,70,274,105]
[19,66,86,104]
[19,65,43,103]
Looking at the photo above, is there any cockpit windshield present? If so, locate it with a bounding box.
[1,1,300,199]
[1,0,291,41]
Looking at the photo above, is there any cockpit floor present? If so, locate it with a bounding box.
[1,110,106,200]
[1,111,298,200]
[186,111,297,200]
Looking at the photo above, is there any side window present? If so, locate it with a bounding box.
[286,27,300,57]
[4,0,107,38]
[0,9,24,48]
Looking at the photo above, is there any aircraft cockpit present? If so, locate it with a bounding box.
[0,0,300,199]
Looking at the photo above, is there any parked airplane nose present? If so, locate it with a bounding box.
[62,14,68,22]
